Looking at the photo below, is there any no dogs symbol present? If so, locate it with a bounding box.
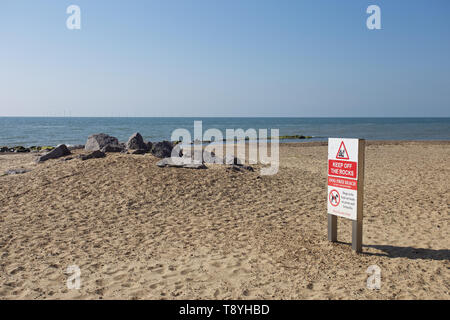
[329,189,340,207]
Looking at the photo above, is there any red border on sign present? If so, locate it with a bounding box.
[329,189,340,207]
[336,141,350,160]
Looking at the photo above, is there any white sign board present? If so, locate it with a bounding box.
[327,138,360,220]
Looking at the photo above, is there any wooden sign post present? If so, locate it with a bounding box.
[327,138,365,253]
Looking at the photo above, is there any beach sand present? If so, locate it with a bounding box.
[0,141,449,299]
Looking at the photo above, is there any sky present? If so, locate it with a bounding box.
[0,0,449,117]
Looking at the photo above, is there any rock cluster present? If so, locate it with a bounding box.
[0,146,56,153]
[14,132,253,171]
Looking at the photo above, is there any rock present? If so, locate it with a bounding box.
[13,146,30,153]
[5,168,29,175]
[224,154,243,165]
[151,141,174,158]
[101,144,124,153]
[81,150,106,161]
[85,133,119,151]
[156,157,188,168]
[67,144,84,151]
[119,143,127,152]
[146,141,153,151]
[242,165,254,172]
[0,146,8,152]
[156,157,207,169]
[130,149,147,155]
[36,144,71,163]
[126,132,148,151]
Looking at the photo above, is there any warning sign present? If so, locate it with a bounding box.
[336,141,349,159]
[329,189,340,206]
[327,138,360,220]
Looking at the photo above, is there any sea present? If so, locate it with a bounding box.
[0,117,449,147]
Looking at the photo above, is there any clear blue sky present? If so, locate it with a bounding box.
[1,0,449,117]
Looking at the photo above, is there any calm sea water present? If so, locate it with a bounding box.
[0,117,449,147]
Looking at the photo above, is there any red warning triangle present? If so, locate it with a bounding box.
[336,141,349,159]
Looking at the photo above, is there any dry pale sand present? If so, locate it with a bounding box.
[0,141,449,300]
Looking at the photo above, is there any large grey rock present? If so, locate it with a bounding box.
[36,144,71,163]
[85,134,119,152]
[151,141,174,158]
[156,157,206,169]
[156,157,188,168]
[81,150,106,161]
[126,132,147,150]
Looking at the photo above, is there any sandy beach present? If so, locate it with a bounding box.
[0,141,448,300]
